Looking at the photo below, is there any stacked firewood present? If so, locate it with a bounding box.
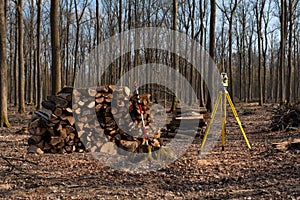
[28,86,161,154]
[28,87,82,154]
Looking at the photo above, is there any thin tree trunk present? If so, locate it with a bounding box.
[269,39,275,101]
[14,12,18,106]
[276,51,280,102]
[293,27,298,101]
[247,33,253,102]
[65,0,72,86]
[8,15,13,103]
[36,0,42,109]
[228,16,234,98]
[236,31,242,101]
[73,0,80,87]
[255,1,265,106]
[262,30,268,102]
[72,0,88,86]
[28,0,34,104]
[240,4,247,102]
[17,0,25,113]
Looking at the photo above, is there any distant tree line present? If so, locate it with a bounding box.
[0,0,299,126]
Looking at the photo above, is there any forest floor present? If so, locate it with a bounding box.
[0,103,299,199]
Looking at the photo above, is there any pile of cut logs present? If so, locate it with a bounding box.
[28,86,161,154]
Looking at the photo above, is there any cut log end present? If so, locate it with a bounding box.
[28,86,158,155]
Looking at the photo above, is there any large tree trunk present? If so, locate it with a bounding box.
[0,0,11,127]
[228,16,234,99]
[17,0,25,113]
[64,0,72,86]
[286,0,294,103]
[199,0,206,107]
[255,1,265,106]
[96,0,101,84]
[170,0,178,112]
[134,0,141,85]
[280,0,287,102]
[118,0,123,86]
[207,0,216,112]
[72,0,80,87]
[50,0,61,95]
[96,0,101,46]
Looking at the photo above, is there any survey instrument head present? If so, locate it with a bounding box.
[221,72,228,87]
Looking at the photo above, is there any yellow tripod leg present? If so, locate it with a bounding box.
[198,92,222,154]
[221,91,226,151]
[225,92,251,150]
[221,119,226,150]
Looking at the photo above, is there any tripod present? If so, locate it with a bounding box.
[198,75,251,155]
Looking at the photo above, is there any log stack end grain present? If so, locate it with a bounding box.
[27,86,161,154]
[28,87,86,154]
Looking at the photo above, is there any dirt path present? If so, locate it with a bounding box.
[0,104,299,199]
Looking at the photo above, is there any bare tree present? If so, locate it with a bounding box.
[1,0,300,117]
[72,0,88,86]
[17,0,25,113]
[286,0,295,103]
[237,1,248,101]
[207,0,216,112]
[246,19,255,102]
[170,0,178,112]
[279,0,288,102]
[36,0,42,109]
[96,0,101,84]
[50,0,61,94]
[262,0,272,102]
[0,0,11,127]
[199,0,208,107]
[27,0,35,104]
[64,0,73,86]
[254,0,266,106]
[118,0,123,85]
[13,7,18,107]
[218,0,241,100]
[292,0,300,100]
